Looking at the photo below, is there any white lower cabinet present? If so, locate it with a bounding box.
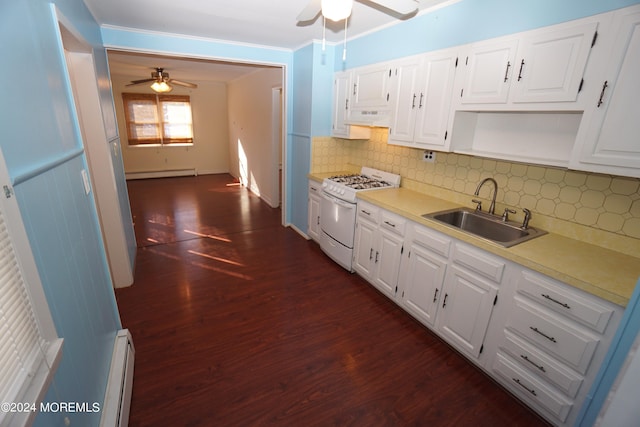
[436,263,499,358]
[399,225,451,327]
[350,205,623,426]
[491,269,622,426]
[307,180,321,242]
[353,201,406,298]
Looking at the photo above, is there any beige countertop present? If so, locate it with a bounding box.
[309,173,640,307]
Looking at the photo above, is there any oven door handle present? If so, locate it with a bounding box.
[321,191,355,209]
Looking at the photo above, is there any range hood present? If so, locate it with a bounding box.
[346,108,392,127]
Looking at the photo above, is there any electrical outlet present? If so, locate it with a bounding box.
[422,150,436,162]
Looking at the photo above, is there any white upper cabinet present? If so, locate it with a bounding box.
[414,51,458,147]
[389,48,458,150]
[332,71,351,137]
[510,21,598,104]
[459,38,519,105]
[388,57,422,144]
[570,5,640,178]
[351,63,392,109]
[331,71,372,139]
[457,18,598,109]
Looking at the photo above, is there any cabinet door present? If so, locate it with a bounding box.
[388,58,422,144]
[353,217,377,280]
[510,22,597,104]
[400,243,447,327]
[414,50,458,148]
[437,265,498,358]
[372,228,404,299]
[307,183,321,242]
[351,64,392,109]
[572,6,640,177]
[460,38,518,104]
[332,71,351,137]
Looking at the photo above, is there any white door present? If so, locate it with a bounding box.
[461,38,518,104]
[414,49,458,148]
[351,64,392,109]
[437,265,499,358]
[510,21,598,103]
[388,58,422,144]
[332,71,352,137]
[400,243,447,328]
[372,229,404,299]
[353,216,377,280]
[307,183,321,242]
[572,6,640,177]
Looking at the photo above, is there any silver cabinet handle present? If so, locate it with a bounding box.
[513,378,537,396]
[541,293,570,309]
[530,326,557,343]
[520,354,546,372]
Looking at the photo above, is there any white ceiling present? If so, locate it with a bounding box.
[87,0,453,83]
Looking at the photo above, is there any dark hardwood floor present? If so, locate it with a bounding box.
[116,174,549,427]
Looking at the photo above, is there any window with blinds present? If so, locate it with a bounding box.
[0,149,62,426]
[122,93,194,146]
[0,208,44,408]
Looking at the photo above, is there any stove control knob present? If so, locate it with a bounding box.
[340,189,345,195]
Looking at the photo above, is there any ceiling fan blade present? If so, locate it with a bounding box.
[367,0,418,15]
[170,79,198,89]
[297,0,322,21]
[126,78,155,86]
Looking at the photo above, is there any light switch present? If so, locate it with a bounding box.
[81,169,91,195]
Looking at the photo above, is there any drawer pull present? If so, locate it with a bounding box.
[384,221,396,228]
[520,354,546,373]
[513,378,537,396]
[361,209,371,216]
[530,326,557,343]
[433,288,439,303]
[541,293,571,309]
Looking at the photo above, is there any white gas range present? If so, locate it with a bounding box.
[319,167,401,271]
[321,167,402,203]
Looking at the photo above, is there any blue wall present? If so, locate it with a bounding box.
[1,0,123,426]
[336,0,640,69]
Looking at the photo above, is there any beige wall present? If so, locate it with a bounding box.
[227,68,283,208]
[111,75,230,176]
[311,128,640,253]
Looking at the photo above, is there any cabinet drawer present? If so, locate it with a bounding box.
[507,297,599,374]
[501,330,583,398]
[380,210,406,236]
[517,270,614,333]
[411,224,451,258]
[309,181,321,193]
[493,352,572,422]
[452,243,505,283]
[357,201,379,222]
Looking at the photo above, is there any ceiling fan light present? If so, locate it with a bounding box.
[321,0,353,22]
[150,81,172,93]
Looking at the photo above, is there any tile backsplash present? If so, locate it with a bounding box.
[311,128,640,243]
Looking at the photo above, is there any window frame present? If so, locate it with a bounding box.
[122,93,194,147]
[0,148,63,427]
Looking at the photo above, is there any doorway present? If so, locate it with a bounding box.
[55,10,134,288]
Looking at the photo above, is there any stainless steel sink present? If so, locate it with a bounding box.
[422,208,547,247]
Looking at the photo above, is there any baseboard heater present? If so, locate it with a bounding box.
[101,329,135,427]
[125,168,197,180]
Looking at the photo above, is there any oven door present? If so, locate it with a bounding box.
[320,191,357,248]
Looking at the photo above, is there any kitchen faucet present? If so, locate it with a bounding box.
[474,177,498,215]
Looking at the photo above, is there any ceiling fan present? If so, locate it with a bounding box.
[297,0,419,22]
[126,68,198,93]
